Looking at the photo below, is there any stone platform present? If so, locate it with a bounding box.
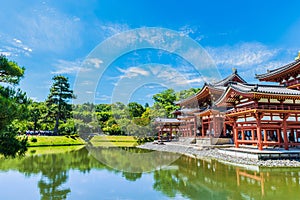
[218,147,300,160]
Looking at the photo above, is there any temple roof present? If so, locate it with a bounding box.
[177,70,246,106]
[230,82,300,95]
[211,69,247,87]
[155,118,182,124]
[173,108,201,115]
[255,59,300,82]
[215,82,300,106]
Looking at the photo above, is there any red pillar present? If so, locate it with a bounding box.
[283,118,289,150]
[223,122,226,137]
[170,124,172,141]
[241,129,245,141]
[158,128,161,141]
[277,129,281,147]
[194,116,197,138]
[257,117,263,150]
[213,115,216,137]
[263,129,267,143]
[251,129,255,141]
[201,119,205,137]
[233,120,239,148]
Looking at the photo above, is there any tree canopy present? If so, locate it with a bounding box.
[0,55,28,157]
[152,89,178,118]
[0,55,25,84]
[46,75,75,135]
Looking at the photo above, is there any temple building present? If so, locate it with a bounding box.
[156,55,300,150]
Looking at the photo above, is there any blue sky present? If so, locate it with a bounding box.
[1,0,300,105]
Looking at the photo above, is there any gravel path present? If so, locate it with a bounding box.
[138,142,300,168]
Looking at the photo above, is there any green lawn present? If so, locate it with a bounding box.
[89,135,138,147]
[22,135,139,148]
[26,145,85,155]
[26,135,86,147]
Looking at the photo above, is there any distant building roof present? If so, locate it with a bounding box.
[155,118,182,124]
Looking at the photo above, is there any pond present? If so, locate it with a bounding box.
[1,146,300,199]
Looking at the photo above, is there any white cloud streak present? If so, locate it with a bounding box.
[117,67,150,79]
[207,42,279,67]
[51,59,84,74]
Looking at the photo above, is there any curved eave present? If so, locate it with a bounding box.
[214,87,242,107]
[179,85,224,107]
[179,86,209,106]
[196,109,222,117]
[215,86,300,107]
[213,73,247,86]
[256,59,300,82]
[251,92,300,100]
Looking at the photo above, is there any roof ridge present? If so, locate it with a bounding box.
[256,59,300,79]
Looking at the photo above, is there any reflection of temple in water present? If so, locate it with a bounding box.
[236,168,265,197]
[154,155,300,199]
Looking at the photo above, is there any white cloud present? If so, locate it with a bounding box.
[207,42,278,67]
[0,34,33,56]
[13,38,22,44]
[178,25,204,41]
[0,51,11,56]
[29,97,38,102]
[51,59,84,74]
[98,22,130,37]
[14,4,82,53]
[206,42,299,82]
[95,94,111,101]
[117,67,150,79]
[86,58,103,69]
[150,65,197,87]
[23,47,32,52]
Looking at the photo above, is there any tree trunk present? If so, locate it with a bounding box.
[33,120,37,134]
[54,114,59,135]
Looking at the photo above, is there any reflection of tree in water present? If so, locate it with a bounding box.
[0,147,105,199]
[2,146,300,199]
[122,171,142,181]
[153,169,179,198]
[38,171,70,200]
[35,154,71,200]
[87,146,181,173]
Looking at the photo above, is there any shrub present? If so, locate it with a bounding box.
[136,136,154,145]
[30,137,37,143]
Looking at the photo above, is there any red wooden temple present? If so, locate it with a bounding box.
[156,55,300,150]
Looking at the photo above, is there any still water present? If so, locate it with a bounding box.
[1,146,300,200]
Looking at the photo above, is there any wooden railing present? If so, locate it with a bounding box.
[228,104,300,114]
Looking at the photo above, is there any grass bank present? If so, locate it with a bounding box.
[26,145,85,156]
[26,135,86,147]
[89,135,138,147]
[23,135,151,148]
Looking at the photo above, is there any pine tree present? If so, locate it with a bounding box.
[46,75,74,135]
[0,55,28,157]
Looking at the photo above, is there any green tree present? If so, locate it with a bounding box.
[176,88,200,100]
[0,55,25,84]
[27,102,47,134]
[128,102,145,118]
[0,55,28,157]
[152,89,179,118]
[46,75,74,135]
